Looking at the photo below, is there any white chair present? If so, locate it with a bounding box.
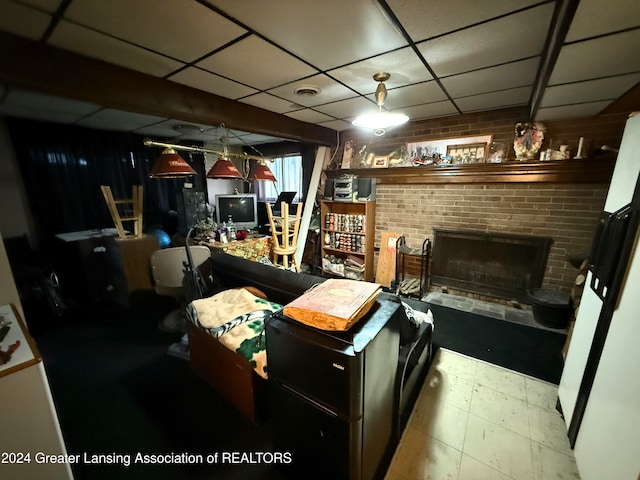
[150,245,211,332]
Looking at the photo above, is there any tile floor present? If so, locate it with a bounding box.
[386,349,580,480]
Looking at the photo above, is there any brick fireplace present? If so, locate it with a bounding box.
[374,181,608,295]
[430,228,552,303]
[328,106,624,298]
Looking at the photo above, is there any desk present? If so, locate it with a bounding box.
[203,236,271,261]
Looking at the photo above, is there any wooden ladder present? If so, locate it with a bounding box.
[100,185,144,239]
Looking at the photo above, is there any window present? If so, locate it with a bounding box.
[255,154,303,202]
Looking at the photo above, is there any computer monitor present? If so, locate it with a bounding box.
[215,194,258,230]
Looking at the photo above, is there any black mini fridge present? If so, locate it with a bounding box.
[265,298,401,480]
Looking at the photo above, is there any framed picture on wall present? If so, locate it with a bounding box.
[446,143,488,164]
[407,134,493,162]
[372,155,389,168]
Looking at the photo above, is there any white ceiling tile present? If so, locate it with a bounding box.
[65,0,246,62]
[77,109,166,131]
[168,67,258,99]
[328,48,432,94]
[455,86,531,113]
[401,100,459,120]
[540,73,640,108]
[206,0,408,70]
[419,3,554,77]
[387,0,542,42]
[441,58,539,98]
[267,74,357,108]
[566,0,640,42]
[285,109,334,124]
[238,93,302,114]
[549,30,640,85]
[534,101,613,122]
[0,105,87,124]
[313,97,378,121]
[49,21,184,77]
[319,119,353,132]
[197,35,318,91]
[0,0,51,40]
[1,88,102,115]
[383,81,449,110]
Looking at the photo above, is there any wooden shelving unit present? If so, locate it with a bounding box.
[320,200,375,282]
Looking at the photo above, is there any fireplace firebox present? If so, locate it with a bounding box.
[431,229,552,303]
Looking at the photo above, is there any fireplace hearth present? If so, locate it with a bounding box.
[431,229,552,303]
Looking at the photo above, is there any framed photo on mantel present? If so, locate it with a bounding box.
[407,134,493,164]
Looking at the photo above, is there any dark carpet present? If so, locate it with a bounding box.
[429,304,567,384]
[32,294,285,480]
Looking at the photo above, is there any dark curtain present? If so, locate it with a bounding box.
[5,118,203,246]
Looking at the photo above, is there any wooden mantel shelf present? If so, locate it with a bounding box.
[325,158,615,185]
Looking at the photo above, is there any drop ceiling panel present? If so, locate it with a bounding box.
[535,101,613,122]
[285,109,335,124]
[168,67,258,99]
[387,0,543,42]
[565,0,640,43]
[0,88,102,116]
[328,47,432,94]
[76,109,166,131]
[65,0,246,62]
[540,74,640,108]
[196,35,318,91]
[238,93,302,114]
[441,58,539,98]
[267,74,358,108]
[313,96,377,121]
[549,30,640,85]
[419,3,554,78]
[319,119,353,132]
[49,21,184,77]
[383,81,449,110]
[206,0,408,70]
[0,0,638,137]
[455,86,532,113]
[401,100,459,120]
[0,0,52,40]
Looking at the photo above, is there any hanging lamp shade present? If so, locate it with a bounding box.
[206,157,243,179]
[249,160,277,182]
[149,147,197,178]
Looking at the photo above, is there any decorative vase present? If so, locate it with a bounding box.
[513,122,545,161]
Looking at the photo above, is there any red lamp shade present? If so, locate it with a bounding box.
[249,160,276,181]
[149,148,197,178]
[206,157,243,179]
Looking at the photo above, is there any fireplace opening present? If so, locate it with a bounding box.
[431,228,553,303]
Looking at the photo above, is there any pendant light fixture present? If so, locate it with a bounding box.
[144,132,275,182]
[352,72,409,136]
[148,147,198,178]
[249,159,277,181]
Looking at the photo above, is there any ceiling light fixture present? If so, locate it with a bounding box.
[352,72,409,136]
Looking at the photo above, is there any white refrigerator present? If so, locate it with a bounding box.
[558,112,640,480]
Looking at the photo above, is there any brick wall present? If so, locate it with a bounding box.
[328,107,630,297]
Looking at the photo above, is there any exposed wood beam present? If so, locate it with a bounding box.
[0,31,336,146]
[529,0,580,120]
